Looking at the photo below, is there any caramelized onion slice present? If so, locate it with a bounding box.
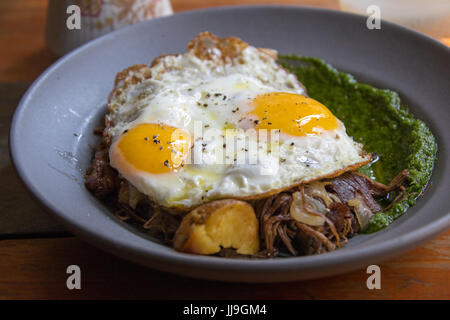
[290,191,326,226]
[347,196,374,230]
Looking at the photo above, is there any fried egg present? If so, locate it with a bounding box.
[107,33,370,209]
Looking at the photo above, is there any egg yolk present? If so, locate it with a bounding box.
[116,123,191,174]
[251,92,338,136]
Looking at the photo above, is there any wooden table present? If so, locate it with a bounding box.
[0,0,449,300]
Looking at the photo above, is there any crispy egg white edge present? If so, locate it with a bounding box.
[106,45,371,210]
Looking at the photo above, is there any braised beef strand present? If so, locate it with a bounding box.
[84,148,118,199]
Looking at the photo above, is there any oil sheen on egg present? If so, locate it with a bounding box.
[107,45,370,209]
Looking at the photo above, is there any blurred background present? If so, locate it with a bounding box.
[341,0,450,39]
[0,0,448,84]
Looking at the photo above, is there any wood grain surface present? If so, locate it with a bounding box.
[0,236,449,300]
[0,0,448,300]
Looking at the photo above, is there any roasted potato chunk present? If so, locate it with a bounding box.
[173,200,259,255]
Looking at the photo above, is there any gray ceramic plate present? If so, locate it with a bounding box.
[10,6,450,282]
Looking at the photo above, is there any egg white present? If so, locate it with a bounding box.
[107,46,369,208]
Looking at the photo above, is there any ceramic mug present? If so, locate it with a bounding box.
[46,0,173,55]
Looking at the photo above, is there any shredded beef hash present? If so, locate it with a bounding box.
[85,133,408,258]
[85,32,409,258]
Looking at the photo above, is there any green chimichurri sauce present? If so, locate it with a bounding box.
[279,55,436,233]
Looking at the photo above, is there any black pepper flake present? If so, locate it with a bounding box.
[290,142,295,146]
[223,143,226,148]
[204,124,210,128]
[254,120,259,124]
[163,160,169,167]
[159,146,163,150]
[203,103,208,107]
[206,93,210,98]
[268,122,272,125]
[223,95,227,100]
[144,137,148,141]
[153,139,160,144]
[123,129,128,134]
[214,93,222,97]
